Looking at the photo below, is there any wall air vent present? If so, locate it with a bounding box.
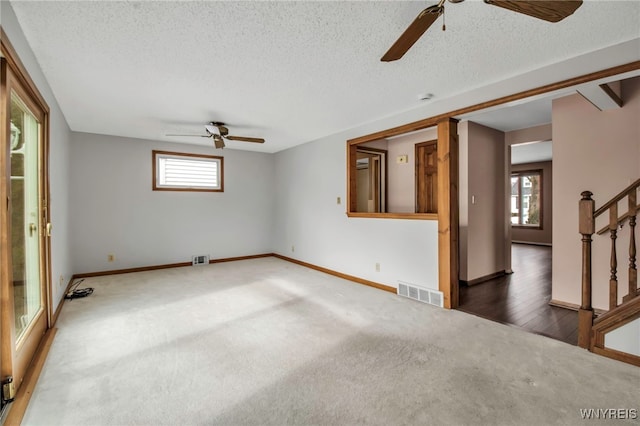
[397,281,443,308]
[192,255,210,266]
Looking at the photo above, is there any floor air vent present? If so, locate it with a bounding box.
[192,255,210,266]
[397,281,443,308]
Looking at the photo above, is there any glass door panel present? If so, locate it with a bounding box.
[10,94,43,344]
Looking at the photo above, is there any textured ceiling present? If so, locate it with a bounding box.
[7,0,640,153]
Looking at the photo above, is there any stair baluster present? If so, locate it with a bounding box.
[609,204,618,311]
[626,191,637,302]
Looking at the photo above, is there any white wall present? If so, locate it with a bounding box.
[69,133,274,273]
[2,3,73,313]
[273,130,439,291]
[605,317,640,356]
[552,77,640,309]
[458,121,506,282]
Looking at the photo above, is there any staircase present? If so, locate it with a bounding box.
[578,179,640,366]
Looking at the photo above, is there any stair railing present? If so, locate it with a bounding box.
[578,179,640,350]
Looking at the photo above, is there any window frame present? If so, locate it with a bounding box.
[152,150,224,192]
[511,169,542,229]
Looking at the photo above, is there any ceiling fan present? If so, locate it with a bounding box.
[381,0,583,62]
[166,122,265,149]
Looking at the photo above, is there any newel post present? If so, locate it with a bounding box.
[578,191,595,349]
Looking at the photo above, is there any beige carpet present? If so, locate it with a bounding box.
[23,257,639,425]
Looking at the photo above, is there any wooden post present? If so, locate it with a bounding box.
[437,118,459,309]
[578,191,595,349]
[347,143,358,213]
[609,204,618,311]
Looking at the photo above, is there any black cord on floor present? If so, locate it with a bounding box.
[64,278,94,300]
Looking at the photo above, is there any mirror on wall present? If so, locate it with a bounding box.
[349,127,438,217]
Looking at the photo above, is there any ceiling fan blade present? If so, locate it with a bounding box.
[166,133,210,138]
[381,4,443,62]
[484,0,582,23]
[225,135,265,143]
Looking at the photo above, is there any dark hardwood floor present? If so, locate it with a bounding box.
[458,244,578,345]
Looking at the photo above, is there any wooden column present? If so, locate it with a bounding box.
[437,118,459,309]
[578,191,595,349]
[347,143,358,213]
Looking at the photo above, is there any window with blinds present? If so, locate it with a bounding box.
[153,150,223,192]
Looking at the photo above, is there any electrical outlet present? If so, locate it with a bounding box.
[59,275,64,287]
[291,245,295,253]
[108,254,115,262]
[375,263,380,272]
[337,196,341,205]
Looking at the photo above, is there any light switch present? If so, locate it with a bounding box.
[337,196,341,205]
[397,155,408,164]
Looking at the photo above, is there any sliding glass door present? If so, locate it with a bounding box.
[1,55,50,408]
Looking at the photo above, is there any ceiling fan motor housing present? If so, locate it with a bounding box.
[208,122,229,136]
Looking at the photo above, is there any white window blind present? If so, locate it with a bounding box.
[154,151,223,191]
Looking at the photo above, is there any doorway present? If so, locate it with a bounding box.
[457,136,569,342]
[1,52,51,408]
[355,147,387,213]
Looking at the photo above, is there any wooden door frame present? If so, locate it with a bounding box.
[0,27,52,396]
[356,146,388,213]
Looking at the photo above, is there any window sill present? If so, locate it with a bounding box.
[346,212,438,220]
[512,225,543,230]
[152,187,223,193]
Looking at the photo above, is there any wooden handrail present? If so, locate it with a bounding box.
[594,178,640,218]
[597,206,639,235]
[591,296,640,367]
[593,291,640,327]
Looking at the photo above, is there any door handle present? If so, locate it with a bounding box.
[46,223,52,237]
[29,223,37,237]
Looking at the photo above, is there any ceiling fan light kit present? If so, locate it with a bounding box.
[213,136,225,149]
[382,0,583,62]
[167,121,265,149]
